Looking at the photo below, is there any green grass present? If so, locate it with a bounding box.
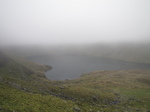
[54,70,150,111]
[0,82,76,112]
[0,51,150,111]
[120,88,150,110]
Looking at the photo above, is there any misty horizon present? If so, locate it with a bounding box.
[0,0,150,46]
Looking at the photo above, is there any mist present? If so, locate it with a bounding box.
[0,0,150,46]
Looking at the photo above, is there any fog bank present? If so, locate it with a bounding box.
[0,0,150,46]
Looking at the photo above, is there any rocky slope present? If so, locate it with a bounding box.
[0,51,150,112]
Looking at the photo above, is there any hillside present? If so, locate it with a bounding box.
[81,42,150,63]
[0,51,150,112]
[3,42,150,64]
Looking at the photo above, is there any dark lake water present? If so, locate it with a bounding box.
[28,55,150,80]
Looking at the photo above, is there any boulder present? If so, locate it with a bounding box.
[73,105,81,112]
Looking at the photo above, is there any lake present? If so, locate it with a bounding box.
[28,55,150,80]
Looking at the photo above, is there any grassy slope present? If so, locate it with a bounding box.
[0,51,150,112]
[80,43,150,63]
[53,70,150,111]
[0,82,76,112]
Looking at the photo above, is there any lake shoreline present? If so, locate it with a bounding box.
[28,55,150,80]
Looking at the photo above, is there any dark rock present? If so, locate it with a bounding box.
[92,95,99,101]
[60,86,65,89]
[129,98,136,101]
[109,100,120,105]
[6,82,21,89]
[114,93,119,96]
[92,96,97,101]
[102,105,107,108]
[72,98,76,101]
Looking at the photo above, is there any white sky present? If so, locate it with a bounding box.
[0,0,150,45]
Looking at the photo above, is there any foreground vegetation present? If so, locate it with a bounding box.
[0,51,150,112]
